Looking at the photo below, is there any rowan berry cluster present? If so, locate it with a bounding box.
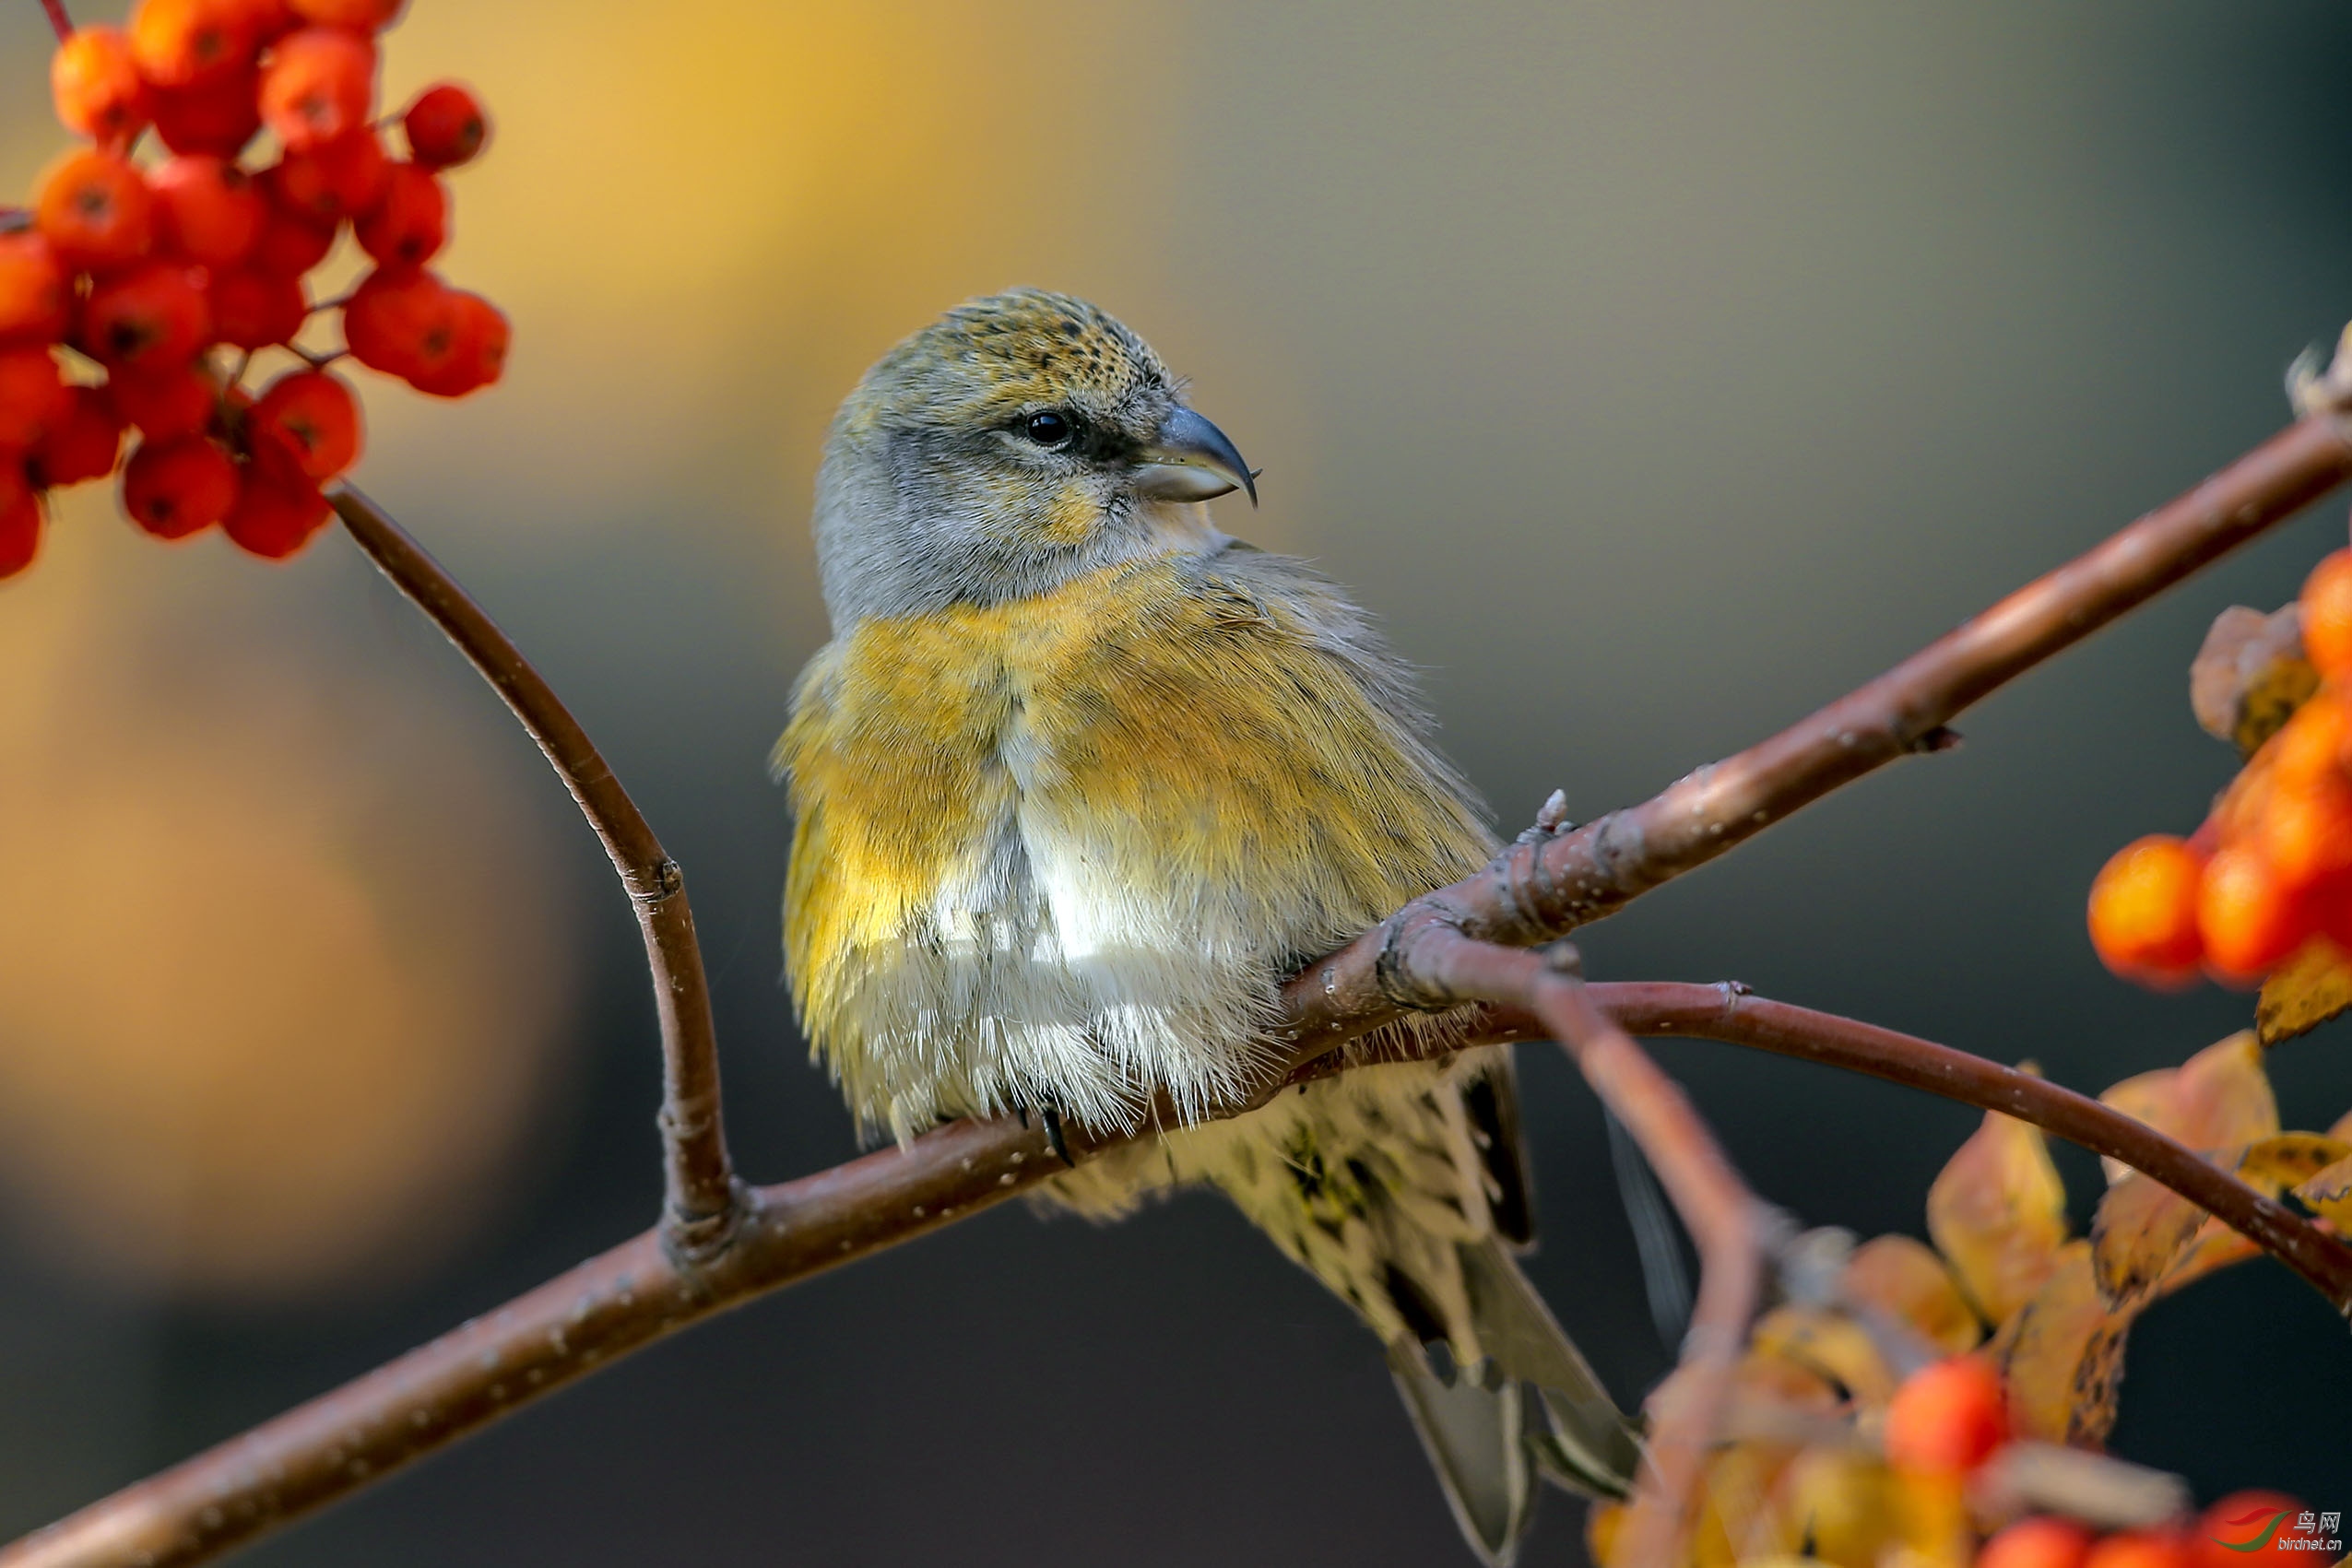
[0,0,501,573]
[2088,540,2352,985]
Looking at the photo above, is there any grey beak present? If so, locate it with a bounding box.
[1132,407,1259,506]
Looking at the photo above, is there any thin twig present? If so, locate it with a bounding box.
[328,488,741,1256]
[39,0,71,45]
[1277,413,2352,1063]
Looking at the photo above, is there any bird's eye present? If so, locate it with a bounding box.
[1022,409,1073,448]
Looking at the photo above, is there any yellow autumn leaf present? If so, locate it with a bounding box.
[1751,1304,1902,1408]
[1771,1450,1897,1568]
[2256,940,2352,1046]
[2190,602,2317,757]
[1841,1234,1983,1356]
[2296,1152,2352,1227]
[1927,1102,2069,1325]
[2088,1172,2207,1309]
[1989,1241,2137,1447]
[2097,1032,2278,1183]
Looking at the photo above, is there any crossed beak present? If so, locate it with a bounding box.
[1131,407,1259,506]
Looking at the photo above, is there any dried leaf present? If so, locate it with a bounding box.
[2295,1151,2352,1226]
[2097,1032,2278,1183]
[2089,1173,2207,1309]
[1750,1304,1900,1407]
[2256,940,2352,1046]
[1928,1102,2070,1325]
[2154,1220,2260,1298]
[1990,1241,2136,1447]
[1841,1234,1983,1356]
[2236,1131,2352,1192]
[2190,603,2316,757]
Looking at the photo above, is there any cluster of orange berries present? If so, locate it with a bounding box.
[2089,545,2352,985]
[0,0,501,573]
[1886,1359,2322,1568]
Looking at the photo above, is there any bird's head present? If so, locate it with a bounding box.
[810,288,1256,626]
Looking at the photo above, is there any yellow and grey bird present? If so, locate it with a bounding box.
[776,288,1640,1562]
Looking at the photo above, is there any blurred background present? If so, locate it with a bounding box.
[2,0,2350,1561]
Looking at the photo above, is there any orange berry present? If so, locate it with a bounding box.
[247,206,337,276]
[354,162,445,266]
[80,263,212,370]
[150,66,264,158]
[2195,1491,2312,1567]
[28,385,125,488]
[0,464,41,579]
[259,28,375,152]
[35,149,155,271]
[2253,772,2352,888]
[2086,1531,2195,1568]
[123,435,237,538]
[52,27,152,145]
[106,360,219,439]
[249,369,359,479]
[2304,550,2352,682]
[207,267,307,350]
[221,442,328,557]
[2197,845,2309,982]
[266,127,388,221]
[402,82,487,169]
[289,0,405,26]
[222,0,297,40]
[1982,1518,2095,1568]
[0,347,73,450]
[1883,1355,2005,1474]
[148,156,265,267]
[2088,834,2207,982]
[0,232,71,346]
[129,0,257,88]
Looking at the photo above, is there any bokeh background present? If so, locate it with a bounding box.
[2,1,2350,1561]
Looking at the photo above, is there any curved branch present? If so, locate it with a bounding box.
[329,489,739,1255]
[1280,413,2352,1060]
[19,981,2346,1568]
[20,408,2352,1566]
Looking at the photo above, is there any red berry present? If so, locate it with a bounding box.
[81,263,212,370]
[221,442,328,557]
[107,360,219,439]
[2087,1532,2195,1568]
[207,268,307,350]
[259,28,376,153]
[28,385,126,488]
[1982,1518,2095,1568]
[52,27,152,145]
[354,163,446,266]
[0,233,71,345]
[222,0,297,40]
[35,149,155,271]
[150,66,264,158]
[148,157,265,267]
[288,0,404,26]
[0,465,41,579]
[0,348,73,449]
[249,369,360,479]
[342,265,446,379]
[1884,1355,2006,1474]
[409,290,507,397]
[2197,845,2310,983]
[124,435,240,538]
[266,128,388,222]
[401,83,488,169]
[129,0,258,88]
[247,205,337,276]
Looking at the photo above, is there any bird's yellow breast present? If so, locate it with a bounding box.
[778,549,1490,1135]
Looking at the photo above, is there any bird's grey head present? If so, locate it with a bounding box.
[810,288,1256,627]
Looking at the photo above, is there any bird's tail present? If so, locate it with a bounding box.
[1085,1050,1640,1564]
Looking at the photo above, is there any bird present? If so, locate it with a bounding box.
[775,287,1641,1563]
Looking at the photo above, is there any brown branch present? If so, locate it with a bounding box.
[1379,934,1769,1568]
[1279,413,2352,1061]
[20,980,2346,1568]
[38,0,71,45]
[328,488,740,1256]
[18,406,2352,1565]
